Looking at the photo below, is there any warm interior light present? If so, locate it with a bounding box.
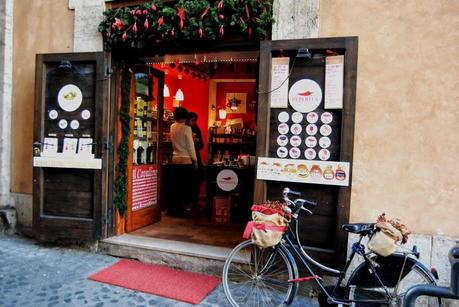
[163,84,170,97]
[175,88,184,101]
[218,108,227,119]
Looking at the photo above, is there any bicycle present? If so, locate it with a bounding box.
[222,187,441,306]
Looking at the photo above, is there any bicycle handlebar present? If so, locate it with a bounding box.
[282,187,317,216]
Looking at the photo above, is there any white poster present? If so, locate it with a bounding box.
[78,138,93,157]
[257,157,350,187]
[270,57,290,108]
[62,138,78,155]
[42,138,58,157]
[325,55,344,109]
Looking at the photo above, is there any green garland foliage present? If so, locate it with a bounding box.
[114,69,131,217]
[98,0,274,51]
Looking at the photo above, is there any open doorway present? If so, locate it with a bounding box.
[121,51,259,248]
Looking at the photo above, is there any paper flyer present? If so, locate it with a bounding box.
[257,157,350,187]
[324,55,344,109]
[270,57,290,108]
[62,138,78,155]
[42,138,58,156]
[78,138,93,156]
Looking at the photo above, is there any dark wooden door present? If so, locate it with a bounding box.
[33,52,108,241]
[126,67,164,232]
[256,38,358,267]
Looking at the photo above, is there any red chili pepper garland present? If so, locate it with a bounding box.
[99,0,274,51]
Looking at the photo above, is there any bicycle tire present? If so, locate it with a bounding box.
[347,255,442,306]
[222,240,298,307]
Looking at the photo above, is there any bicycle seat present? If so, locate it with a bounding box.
[342,223,374,235]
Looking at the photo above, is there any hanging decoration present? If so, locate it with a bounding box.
[98,0,274,51]
[114,68,132,217]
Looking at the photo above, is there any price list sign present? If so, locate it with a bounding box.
[132,164,157,211]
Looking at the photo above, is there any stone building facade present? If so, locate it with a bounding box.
[2,0,458,292]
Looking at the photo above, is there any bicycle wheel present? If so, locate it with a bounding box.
[222,240,298,307]
[348,256,441,306]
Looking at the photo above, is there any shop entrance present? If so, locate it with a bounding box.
[119,51,259,248]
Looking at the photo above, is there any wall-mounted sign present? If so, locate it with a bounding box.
[48,110,58,120]
[132,164,157,211]
[217,169,238,191]
[325,55,344,109]
[57,84,83,112]
[288,79,322,113]
[270,57,290,108]
[278,111,289,123]
[257,157,350,187]
[81,109,91,120]
[291,112,303,123]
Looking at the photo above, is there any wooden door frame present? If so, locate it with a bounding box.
[255,37,359,266]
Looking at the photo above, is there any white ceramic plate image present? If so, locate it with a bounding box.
[58,84,83,112]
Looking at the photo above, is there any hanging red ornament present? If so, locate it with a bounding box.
[219,25,224,37]
[144,18,149,30]
[130,10,136,16]
[136,9,142,16]
[133,21,138,34]
[247,26,252,38]
[143,9,148,15]
[113,18,124,30]
[122,31,127,41]
[217,0,224,11]
[219,14,225,21]
[177,6,186,30]
[158,16,164,28]
[198,27,203,38]
[170,27,175,38]
[151,4,157,11]
[200,7,209,19]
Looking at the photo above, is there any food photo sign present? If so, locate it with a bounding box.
[257,157,350,187]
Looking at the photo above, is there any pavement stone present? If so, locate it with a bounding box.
[0,235,319,306]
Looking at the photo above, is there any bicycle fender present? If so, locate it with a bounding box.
[347,253,437,288]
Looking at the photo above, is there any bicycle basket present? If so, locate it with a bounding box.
[242,201,289,248]
[367,222,403,257]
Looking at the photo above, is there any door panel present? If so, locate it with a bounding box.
[33,52,108,241]
[126,67,164,232]
[256,38,358,267]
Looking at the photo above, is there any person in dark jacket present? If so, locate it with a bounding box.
[187,112,204,209]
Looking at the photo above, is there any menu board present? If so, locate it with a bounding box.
[257,157,350,187]
[132,164,157,211]
[263,55,350,187]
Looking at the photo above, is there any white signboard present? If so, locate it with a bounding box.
[288,79,323,113]
[62,138,78,155]
[257,157,350,187]
[216,169,238,191]
[324,55,344,109]
[78,138,93,157]
[270,57,290,108]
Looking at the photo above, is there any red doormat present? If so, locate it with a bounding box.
[88,259,220,304]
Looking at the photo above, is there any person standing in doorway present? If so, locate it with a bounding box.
[168,107,197,216]
[187,112,204,209]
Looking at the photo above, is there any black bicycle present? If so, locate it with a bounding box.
[222,187,441,306]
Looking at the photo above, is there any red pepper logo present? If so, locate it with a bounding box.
[222,177,232,180]
[298,90,313,96]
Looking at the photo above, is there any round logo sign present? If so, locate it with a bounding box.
[290,124,302,135]
[305,136,317,148]
[306,124,318,135]
[320,124,332,136]
[48,109,58,120]
[70,120,80,130]
[288,79,322,113]
[304,148,317,160]
[278,111,289,123]
[289,147,301,159]
[290,135,302,147]
[291,112,303,123]
[319,149,331,161]
[81,109,91,120]
[57,84,83,112]
[58,119,68,129]
[321,112,333,124]
[306,112,319,124]
[319,136,331,148]
[277,135,288,146]
[277,147,288,158]
[278,123,289,135]
[217,169,238,191]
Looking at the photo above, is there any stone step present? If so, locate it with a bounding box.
[97,234,232,276]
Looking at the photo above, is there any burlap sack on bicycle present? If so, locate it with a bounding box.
[250,211,287,248]
[367,222,403,257]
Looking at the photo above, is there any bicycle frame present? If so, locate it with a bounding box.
[278,216,398,305]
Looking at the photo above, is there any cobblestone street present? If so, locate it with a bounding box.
[0,235,318,307]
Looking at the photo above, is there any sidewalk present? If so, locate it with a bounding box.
[0,235,319,306]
